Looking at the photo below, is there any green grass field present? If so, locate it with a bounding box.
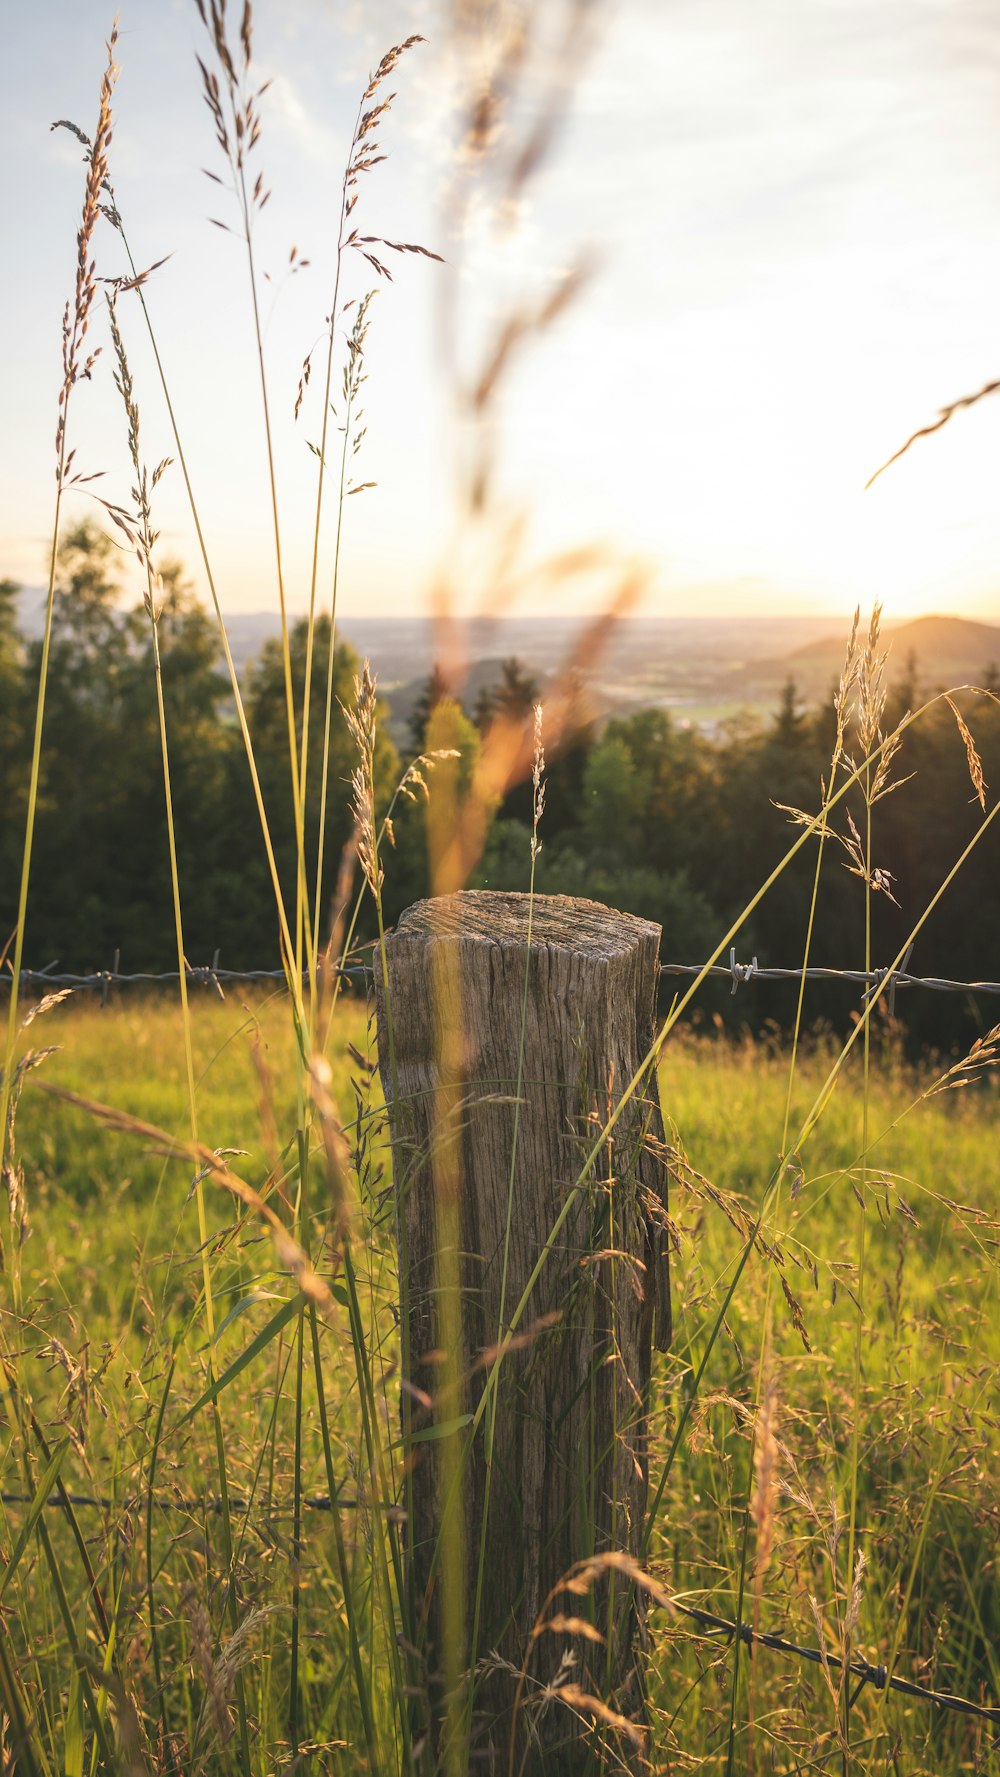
[3,989,996,1774]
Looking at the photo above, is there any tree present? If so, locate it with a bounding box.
[0,580,27,906]
[15,530,240,968]
[116,560,237,963]
[476,820,718,960]
[599,707,712,876]
[423,695,484,892]
[17,522,132,963]
[473,656,540,733]
[409,661,454,751]
[50,518,123,664]
[772,676,807,749]
[0,577,20,668]
[887,648,920,727]
[580,733,646,857]
[0,579,23,746]
[244,617,401,953]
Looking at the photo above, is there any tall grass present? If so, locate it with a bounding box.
[1,9,998,1777]
[4,991,998,1772]
[1,24,117,1190]
[106,290,252,1769]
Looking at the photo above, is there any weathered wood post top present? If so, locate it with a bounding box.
[374,890,671,1773]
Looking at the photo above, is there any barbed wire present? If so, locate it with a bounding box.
[1,957,370,1004]
[1,1482,996,1730]
[662,942,1000,1014]
[671,1599,1000,1730]
[0,1488,364,1514]
[4,941,996,1738]
[4,944,1000,1016]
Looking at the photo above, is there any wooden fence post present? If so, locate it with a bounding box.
[373,890,670,1773]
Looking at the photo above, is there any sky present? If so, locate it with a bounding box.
[4,0,1000,625]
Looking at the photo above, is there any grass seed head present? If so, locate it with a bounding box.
[52,22,119,470]
[856,601,888,755]
[927,1021,1000,1095]
[945,694,987,810]
[342,661,382,894]
[845,1548,867,1644]
[751,1378,780,1581]
[530,700,546,857]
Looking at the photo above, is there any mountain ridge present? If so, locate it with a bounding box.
[732,612,1000,697]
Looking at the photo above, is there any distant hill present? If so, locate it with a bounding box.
[12,583,999,729]
[733,613,1000,701]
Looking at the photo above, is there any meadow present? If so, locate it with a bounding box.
[2,991,997,1772]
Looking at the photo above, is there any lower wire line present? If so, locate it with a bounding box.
[2,1489,996,1729]
[670,1601,1000,1728]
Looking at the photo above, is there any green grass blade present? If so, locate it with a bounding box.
[174,1293,301,1430]
[0,1437,70,1602]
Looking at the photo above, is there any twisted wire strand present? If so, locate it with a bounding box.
[4,953,1000,1001]
[672,1600,1000,1726]
[1,1485,995,1728]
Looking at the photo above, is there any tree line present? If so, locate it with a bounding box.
[2,523,998,1048]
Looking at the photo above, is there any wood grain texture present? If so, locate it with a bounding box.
[373,891,670,1773]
